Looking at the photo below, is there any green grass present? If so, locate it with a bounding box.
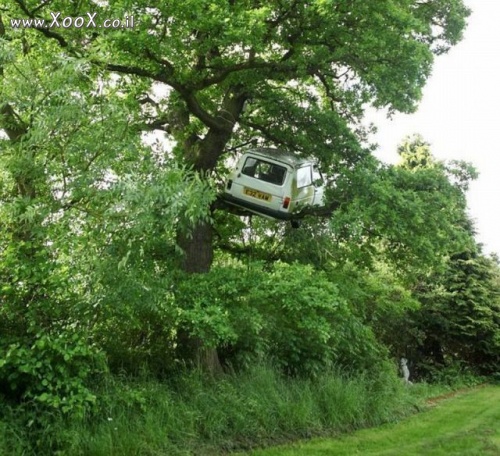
[0,364,416,455]
[248,385,500,456]
[1,363,489,456]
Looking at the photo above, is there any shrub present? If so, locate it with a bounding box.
[174,261,387,376]
[0,327,107,417]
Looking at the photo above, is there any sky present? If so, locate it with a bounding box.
[368,0,500,258]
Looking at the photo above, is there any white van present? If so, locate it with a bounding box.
[223,148,325,221]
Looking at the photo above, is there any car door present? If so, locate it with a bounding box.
[291,165,316,211]
[311,166,325,207]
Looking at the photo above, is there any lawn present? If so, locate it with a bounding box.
[247,385,500,456]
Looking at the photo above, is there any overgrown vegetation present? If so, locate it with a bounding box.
[0,363,449,455]
[1,0,499,454]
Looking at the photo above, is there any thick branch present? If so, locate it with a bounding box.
[315,71,341,111]
[183,91,230,132]
[102,61,230,133]
[102,62,173,86]
[144,116,171,132]
[192,59,293,90]
[144,49,176,77]
[193,89,248,169]
[99,62,228,131]
[240,119,293,149]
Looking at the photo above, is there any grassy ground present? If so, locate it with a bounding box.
[247,385,500,456]
[0,364,491,455]
[0,365,421,455]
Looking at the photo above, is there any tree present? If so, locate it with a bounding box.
[0,16,152,407]
[2,0,470,272]
[409,245,500,378]
[363,136,499,378]
[1,1,470,370]
[398,134,436,170]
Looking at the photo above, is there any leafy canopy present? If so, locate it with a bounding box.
[3,0,470,171]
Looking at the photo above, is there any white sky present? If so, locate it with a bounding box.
[368,0,500,257]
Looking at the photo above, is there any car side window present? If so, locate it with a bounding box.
[297,166,312,188]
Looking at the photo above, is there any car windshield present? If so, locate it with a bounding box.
[242,157,287,185]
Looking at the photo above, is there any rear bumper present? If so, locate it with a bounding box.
[221,193,297,220]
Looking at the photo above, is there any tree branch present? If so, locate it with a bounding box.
[144,49,176,78]
[100,62,228,132]
[315,71,341,111]
[13,0,69,47]
[182,91,229,131]
[144,116,172,132]
[239,119,294,150]
[193,60,279,90]
[192,58,297,91]
[31,0,53,15]
[101,62,172,85]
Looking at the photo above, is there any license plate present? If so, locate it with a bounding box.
[244,187,272,202]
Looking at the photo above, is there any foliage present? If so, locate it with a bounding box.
[369,136,500,379]
[2,1,471,263]
[409,248,500,378]
[0,200,106,416]
[173,261,386,376]
[329,160,472,272]
[326,261,421,357]
[0,329,106,416]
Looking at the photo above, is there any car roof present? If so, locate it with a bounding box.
[242,148,313,168]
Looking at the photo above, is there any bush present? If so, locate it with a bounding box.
[174,261,387,376]
[420,360,486,388]
[247,262,386,375]
[0,327,107,417]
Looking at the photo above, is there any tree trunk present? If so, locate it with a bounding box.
[178,221,214,273]
[176,220,223,374]
[172,90,247,373]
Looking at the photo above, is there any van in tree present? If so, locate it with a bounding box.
[223,148,326,223]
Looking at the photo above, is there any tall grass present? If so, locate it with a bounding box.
[0,363,421,455]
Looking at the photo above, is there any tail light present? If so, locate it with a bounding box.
[283,196,291,209]
[226,179,233,190]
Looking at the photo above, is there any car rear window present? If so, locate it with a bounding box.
[242,157,287,185]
